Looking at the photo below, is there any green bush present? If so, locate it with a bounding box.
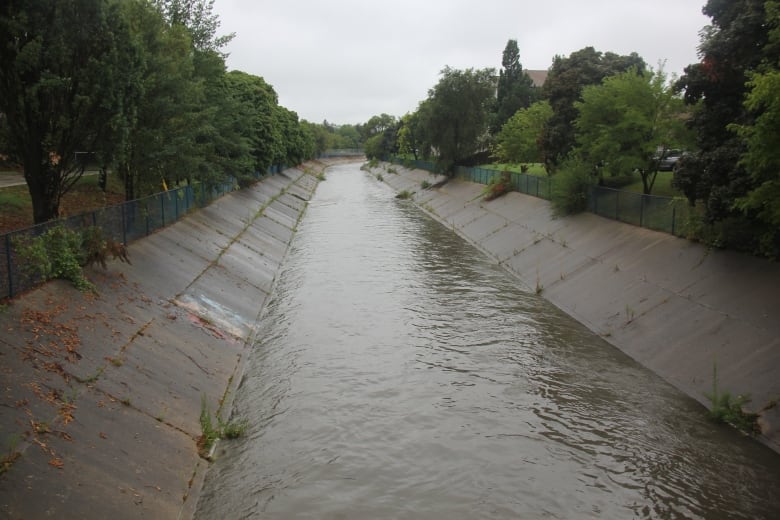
[551,156,595,216]
[13,225,94,291]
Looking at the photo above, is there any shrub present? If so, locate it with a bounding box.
[13,225,93,291]
[551,156,594,215]
[482,171,512,201]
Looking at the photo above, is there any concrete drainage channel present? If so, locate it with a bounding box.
[369,161,780,455]
[0,160,345,519]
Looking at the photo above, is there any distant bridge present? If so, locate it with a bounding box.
[320,148,364,158]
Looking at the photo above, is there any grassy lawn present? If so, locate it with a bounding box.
[478,162,548,177]
[622,171,679,197]
[479,162,681,198]
[0,172,125,234]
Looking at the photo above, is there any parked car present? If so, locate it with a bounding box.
[657,149,683,171]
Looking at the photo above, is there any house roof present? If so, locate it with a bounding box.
[525,69,549,88]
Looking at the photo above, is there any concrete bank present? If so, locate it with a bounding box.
[370,162,780,453]
[0,159,342,518]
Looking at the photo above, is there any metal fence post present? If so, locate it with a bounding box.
[121,203,127,245]
[615,190,620,220]
[640,195,645,228]
[5,234,13,299]
[160,192,165,227]
[672,206,677,235]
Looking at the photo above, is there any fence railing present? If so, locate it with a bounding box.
[320,148,365,157]
[389,157,695,239]
[0,168,283,300]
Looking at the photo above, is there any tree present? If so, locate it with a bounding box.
[674,0,771,252]
[152,0,234,52]
[730,0,780,253]
[492,39,535,134]
[541,47,646,171]
[418,67,496,173]
[494,101,553,166]
[0,0,141,223]
[225,71,284,175]
[397,112,422,160]
[574,67,690,194]
[117,0,201,200]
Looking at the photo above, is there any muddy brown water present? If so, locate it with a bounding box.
[195,163,780,519]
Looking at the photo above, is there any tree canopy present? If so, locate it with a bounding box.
[418,66,496,173]
[0,0,141,223]
[494,101,552,166]
[574,67,690,194]
[0,0,326,222]
[540,47,646,171]
[675,0,777,255]
[492,39,536,134]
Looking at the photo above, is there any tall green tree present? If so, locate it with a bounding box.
[574,67,690,194]
[225,71,283,175]
[152,0,233,52]
[494,100,553,166]
[492,39,535,134]
[418,66,496,173]
[541,47,646,171]
[674,0,770,253]
[730,0,780,253]
[397,112,422,160]
[118,0,201,200]
[0,0,141,223]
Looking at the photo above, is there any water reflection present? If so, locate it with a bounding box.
[195,162,780,519]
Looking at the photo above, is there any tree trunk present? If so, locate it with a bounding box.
[24,159,61,224]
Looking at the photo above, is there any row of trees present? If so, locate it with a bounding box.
[363,0,780,257]
[0,0,331,224]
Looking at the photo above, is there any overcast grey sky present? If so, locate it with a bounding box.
[213,0,710,126]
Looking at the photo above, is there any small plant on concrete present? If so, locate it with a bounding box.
[420,180,431,189]
[316,172,326,181]
[376,173,384,182]
[705,362,759,435]
[396,190,414,200]
[198,395,248,459]
[482,171,512,201]
[625,304,636,323]
[387,166,398,174]
[13,225,94,291]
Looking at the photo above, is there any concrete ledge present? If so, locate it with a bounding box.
[0,159,343,519]
[373,162,780,453]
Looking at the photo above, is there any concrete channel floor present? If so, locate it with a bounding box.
[0,159,342,519]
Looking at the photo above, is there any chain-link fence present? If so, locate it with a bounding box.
[0,171,279,300]
[390,157,695,240]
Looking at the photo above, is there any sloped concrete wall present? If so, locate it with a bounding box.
[0,161,329,519]
[374,162,780,453]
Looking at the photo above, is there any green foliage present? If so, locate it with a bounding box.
[418,67,496,174]
[574,66,690,194]
[674,0,774,255]
[540,47,646,170]
[550,155,595,215]
[492,39,537,133]
[494,101,552,165]
[395,190,414,200]
[13,225,94,292]
[420,180,431,189]
[0,0,143,223]
[198,395,248,458]
[705,363,760,435]
[482,172,512,201]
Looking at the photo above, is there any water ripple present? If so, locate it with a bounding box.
[195,163,780,520]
